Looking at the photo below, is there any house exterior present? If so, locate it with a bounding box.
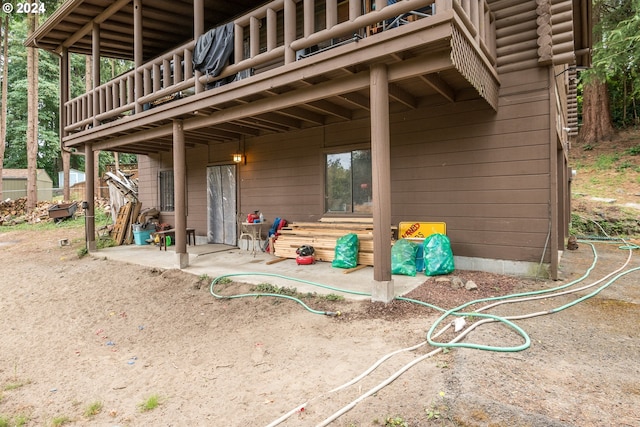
[28,0,591,300]
[1,169,54,201]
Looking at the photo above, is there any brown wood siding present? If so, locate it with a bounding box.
[137,153,162,214]
[239,127,324,222]
[389,81,551,261]
[185,145,209,236]
[136,60,554,265]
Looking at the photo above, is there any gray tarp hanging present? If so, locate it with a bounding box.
[192,22,234,77]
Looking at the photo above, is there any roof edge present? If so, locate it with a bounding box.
[24,0,84,51]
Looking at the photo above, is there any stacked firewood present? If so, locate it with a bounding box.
[0,197,111,226]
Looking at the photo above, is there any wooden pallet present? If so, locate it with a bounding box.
[112,202,134,245]
[124,202,142,245]
[273,218,381,266]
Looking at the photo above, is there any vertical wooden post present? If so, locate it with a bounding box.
[327,0,337,29]
[284,0,296,64]
[85,142,96,252]
[173,119,188,268]
[234,24,244,64]
[350,0,362,20]
[134,0,143,113]
[370,64,394,302]
[194,0,204,38]
[92,22,100,127]
[194,0,204,93]
[250,16,260,58]
[267,8,277,51]
[60,47,71,201]
[304,0,313,37]
[91,23,101,199]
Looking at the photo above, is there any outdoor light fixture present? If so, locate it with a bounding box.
[232,153,244,164]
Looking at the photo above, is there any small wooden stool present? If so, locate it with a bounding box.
[156,229,196,250]
[156,230,175,251]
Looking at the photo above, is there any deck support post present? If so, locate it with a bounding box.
[173,119,189,268]
[370,63,394,303]
[84,142,96,252]
[60,47,71,202]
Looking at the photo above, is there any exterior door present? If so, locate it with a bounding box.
[207,165,237,245]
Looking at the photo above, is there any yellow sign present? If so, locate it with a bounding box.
[398,222,446,239]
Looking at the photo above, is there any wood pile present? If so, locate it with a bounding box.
[273,218,377,266]
[0,197,110,226]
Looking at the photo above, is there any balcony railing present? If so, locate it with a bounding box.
[64,0,496,134]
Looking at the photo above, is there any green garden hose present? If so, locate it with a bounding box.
[209,271,370,316]
[210,241,635,355]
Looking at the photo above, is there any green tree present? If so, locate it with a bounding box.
[579,0,640,142]
[3,17,60,187]
[0,14,9,200]
[595,1,640,126]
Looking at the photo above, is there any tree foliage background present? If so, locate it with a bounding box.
[1,5,135,192]
[582,0,640,131]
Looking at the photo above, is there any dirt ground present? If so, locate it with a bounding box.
[1,226,639,427]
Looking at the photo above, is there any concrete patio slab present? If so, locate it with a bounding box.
[94,243,427,301]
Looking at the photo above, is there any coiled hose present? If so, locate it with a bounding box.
[209,239,638,426]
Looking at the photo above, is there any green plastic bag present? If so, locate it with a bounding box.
[391,239,419,276]
[423,233,454,276]
[332,233,359,269]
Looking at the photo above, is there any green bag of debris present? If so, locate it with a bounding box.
[423,233,454,276]
[391,239,419,276]
[332,233,359,269]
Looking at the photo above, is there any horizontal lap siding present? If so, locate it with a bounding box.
[240,128,324,222]
[137,153,166,220]
[186,145,208,235]
[138,68,552,264]
[390,77,551,262]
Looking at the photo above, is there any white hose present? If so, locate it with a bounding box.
[267,241,636,426]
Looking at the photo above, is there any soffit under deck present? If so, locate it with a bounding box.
[26,0,258,60]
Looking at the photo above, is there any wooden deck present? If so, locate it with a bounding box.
[54,0,499,155]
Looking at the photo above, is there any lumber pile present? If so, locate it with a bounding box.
[273,218,377,266]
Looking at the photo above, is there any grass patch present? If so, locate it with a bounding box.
[252,284,345,302]
[381,416,408,426]
[51,416,71,426]
[594,153,620,170]
[616,160,636,171]
[625,144,640,155]
[77,247,89,258]
[0,414,28,427]
[96,237,116,249]
[4,380,30,391]
[138,394,162,412]
[84,401,103,417]
[198,274,212,283]
[253,283,298,296]
[1,207,111,232]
